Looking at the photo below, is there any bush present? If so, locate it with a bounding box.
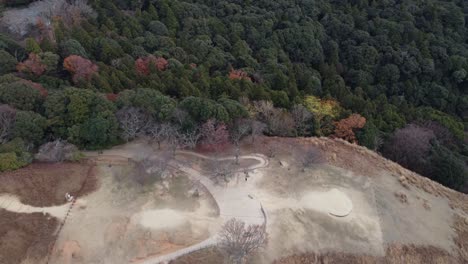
[0,152,28,172]
[59,39,89,58]
[13,111,46,145]
[429,145,467,191]
[0,137,28,154]
[0,50,16,75]
[0,81,42,111]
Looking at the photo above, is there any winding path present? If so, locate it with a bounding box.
[139,151,269,264]
[86,147,269,264]
[0,146,269,264]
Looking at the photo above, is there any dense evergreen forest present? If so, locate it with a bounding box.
[0,0,466,192]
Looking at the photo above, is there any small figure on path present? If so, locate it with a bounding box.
[244,170,249,181]
[65,193,74,202]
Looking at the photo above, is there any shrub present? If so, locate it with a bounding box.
[0,152,29,172]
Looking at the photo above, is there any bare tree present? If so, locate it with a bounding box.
[166,129,183,156]
[200,119,230,153]
[218,218,268,264]
[131,152,172,185]
[268,109,295,136]
[116,107,149,142]
[146,122,175,149]
[299,146,325,171]
[383,124,436,175]
[207,159,234,185]
[230,119,252,164]
[35,140,79,162]
[171,108,190,127]
[252,100,274,122]
[250,120,266,144]
[0,105,16,144]
[179,128,201,150]
[291,104,312,136]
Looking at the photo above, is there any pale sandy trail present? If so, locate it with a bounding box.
[84,148,269,264]
[0,194,69,219]
[82,146,352,263]
[137,152,268,264]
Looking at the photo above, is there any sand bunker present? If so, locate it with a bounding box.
[136,209,187,230]
[300,188,353,217]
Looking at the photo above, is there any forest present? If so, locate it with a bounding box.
[0,0,466,192]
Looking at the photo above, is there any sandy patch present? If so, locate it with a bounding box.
[0,194,70,219]
[136,209,188,230]
[300,188,353,217]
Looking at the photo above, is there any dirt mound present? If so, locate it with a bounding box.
[0,209,58,264]
[0,162,97,207]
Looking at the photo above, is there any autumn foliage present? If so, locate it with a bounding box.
[135,55,168,75]
[229,69,251,81]
[63,55,98,83]
[332,114,366,143]
[105,93,119,102]
[200,119,230,152]
[16,53,46,76]
[20,80,48,97]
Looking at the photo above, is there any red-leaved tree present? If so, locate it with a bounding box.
[135,55,168,75]
[332,114,366,143]
[17,53,46,76]
[63,55,98,83]
[229,69,251,81]
[20,80,48,97]
[106,93,119,102]
[200,119,230,152]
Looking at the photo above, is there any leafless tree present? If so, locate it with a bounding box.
[218,218,268,264]
[179,128,201,150]
[268,109,295,136]
[146,122,175,149]
[250,120,266,144]
[206,158,234,185]
[131,152,172,185]
[383,124,436,175]
[171,108,190,127]
[35,140,79,162]
[252,100,274,123]
[291,104,312,136]
[0,105,16,144]
[299,146,325,171]
[420,120,454,145]
[116,107,149,142]
[166,129,183,156]
[200,119,230,153]
[230,119,252,164]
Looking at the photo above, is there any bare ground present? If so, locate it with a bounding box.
[272,244,458,264]
[1,137,467,264]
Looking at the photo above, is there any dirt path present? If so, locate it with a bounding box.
[83,148,268,264]
[0,194,70,219]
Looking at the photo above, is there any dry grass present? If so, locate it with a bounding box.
[169,247,224,264]
[0,162,97,207]
[0,209,59,264]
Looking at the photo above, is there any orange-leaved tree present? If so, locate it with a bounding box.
[229,69,251,81]
[135,55,168,75]
[63,55,98,83]
[332,114,366,143]
[17,53,46,76]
